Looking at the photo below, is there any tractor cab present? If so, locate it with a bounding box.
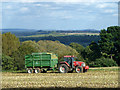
[63,55,75,68]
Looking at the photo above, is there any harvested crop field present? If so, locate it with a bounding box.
[2,67,119,89]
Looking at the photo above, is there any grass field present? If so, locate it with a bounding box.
[2,67,119,89]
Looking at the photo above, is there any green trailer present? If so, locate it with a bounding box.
[25,53,58,73]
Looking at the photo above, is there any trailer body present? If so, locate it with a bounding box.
[25,53,58,70]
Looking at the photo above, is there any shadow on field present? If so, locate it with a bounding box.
[2,87,119,90]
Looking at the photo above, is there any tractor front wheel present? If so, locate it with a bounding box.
[59,64,69,73]
[75,66,83,73]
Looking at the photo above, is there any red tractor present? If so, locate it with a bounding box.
[59,55,89,73]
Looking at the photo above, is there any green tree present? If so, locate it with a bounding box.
[2,54,15,70]
[69,42,85,61]
[11,40,39,70]
[69,43,84,54]
[93,57,117,67]
[80,41,101,65]
[99,26,120,65]
[89,41,101,60]
[11,40,79,70]
[37,40,79,58]
[2,32,20,56]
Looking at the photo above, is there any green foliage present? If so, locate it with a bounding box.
[69,42,84,54]
[81,41,101,64]
[69,42,85,61]
[99,26,120,64]
[37,40,79,58]
[99,29,114,57]
[2,26,119,71]
[11,41,39,70]
[2,54,15,70]
[2,32,20,56]
[88,41,101,60]
[89,57,118,67]
[19,40,39,55]
[11,40,78,70]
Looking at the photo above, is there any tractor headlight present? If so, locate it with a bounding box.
[82,63,85,67]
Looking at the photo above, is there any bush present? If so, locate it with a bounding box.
[2,55,16,70]
[91,57,118,67]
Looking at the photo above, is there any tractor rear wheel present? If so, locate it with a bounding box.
[35,68,41,73]
[27,68,33,73]
[75,66,83,73]
[59,64,69,73]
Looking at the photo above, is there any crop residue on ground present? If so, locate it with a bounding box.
[2,68,118,89]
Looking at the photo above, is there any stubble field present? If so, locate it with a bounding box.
[2,67,119,89]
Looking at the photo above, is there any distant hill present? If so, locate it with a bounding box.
[2,28,100,32]
[1,29,38,36]
[1,29,37,32]
[37,29,100,33]
[1,28,100,37]
[1,28,100,47]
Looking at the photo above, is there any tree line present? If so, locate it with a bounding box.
[20,35,100,47]
[2,26,119,71]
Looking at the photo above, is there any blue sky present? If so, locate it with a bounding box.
[1,1,118,30]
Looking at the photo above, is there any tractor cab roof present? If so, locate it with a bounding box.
[64,55,75,58]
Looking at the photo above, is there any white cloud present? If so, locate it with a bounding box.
[1,0,120,3]
[6,5,12,9]
[50,11,73,19]
[35,4,50,7]
[62,15,73,19]
[96,3,117,8]
[96,3,108,8]
[48,7,62,10]
[35,3,62,10]
[20,7,29,12]
[113,13,118,16]
[104,9,115,13]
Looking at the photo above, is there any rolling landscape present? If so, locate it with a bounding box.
[1,26,119,89]
[1,1,119,90]
[2,29,100,47]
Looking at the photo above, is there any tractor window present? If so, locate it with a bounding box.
[64,57,71,63]
[72,57,76,62]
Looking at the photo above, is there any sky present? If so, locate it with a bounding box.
[1,0,119,30]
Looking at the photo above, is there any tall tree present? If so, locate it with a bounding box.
[2,54,14,70]
[69,42,84,54]
[69,42,85,61]
[2,32,20,56]
[89,41,101,60]
[11,40,39,70]
[99,26,120,65]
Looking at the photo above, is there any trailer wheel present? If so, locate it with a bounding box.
[35,68,41,73]
[59,64,69,73]
[75,66,83,73]
[27,68,33,73]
